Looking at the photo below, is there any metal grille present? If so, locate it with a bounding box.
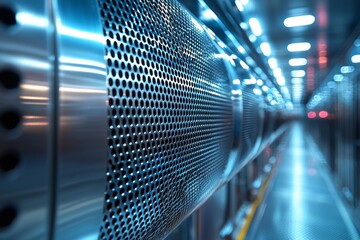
[98,0,234,239]
[241,86,263,158]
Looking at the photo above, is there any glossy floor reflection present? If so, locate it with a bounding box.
[246,122,359,240]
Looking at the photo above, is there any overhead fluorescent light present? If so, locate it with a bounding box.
[276,76,286,86]
[244,78,256,85]
[235,0,244,11]
[240,22,248,30]
[284,15,315,27]
[237,45,246,54]
[291,70,306,77]
[217,41,226,48]
[333,74,344,82]
[287,42,311,52]
[233,79,241,85]
[240,0,249,5]
[289,58,307,66]
[17,12,49,28]
[351,54,360,63]
[291,78,304,84]
[257,79,264,86]
[260,42,271,56]
[340,66,355,74]
[239,60,249,69]
[201,9,218,21]
[249,34,257,42]
[273,68,282,77]
[232,90,242,95]
[253,88,262,95]
[268,58,278,69]
[249,18,262,36]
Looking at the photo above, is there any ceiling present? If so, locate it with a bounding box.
[230,0,360,104]
[180,0,360,106]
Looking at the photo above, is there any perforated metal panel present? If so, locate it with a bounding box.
[97,0,234,239]
[240,86,263,159]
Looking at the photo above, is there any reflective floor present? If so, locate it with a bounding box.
[246,122,359,240]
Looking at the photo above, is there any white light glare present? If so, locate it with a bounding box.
[249,18,262,36]
[253,88,262,95]
[240,0,249,5]
[191,18,204,32]
[240,22,248,30]
[249,34,257,42]
[214,54,237,66]
[239,60,249,69]
[287,42,311,52]
[333,74,344,82]
[233,79,241,85]
[232,90,242,95]
[291,78,303,84]
[262,85,269,92]
[340,66,355,74]
[277,76,286,86]
[273,68,282,78]
[238,45,246,54]
[291,70,306,78]
[217,41,226,48]
[257,79,264,86]
[235,0,244,11]
[17,12,49,28]
[260,42,271,56]
[284,15,315,28]
[244,78,257,85]
[351,54,360,63]
[268,58,278,69]
[202,9,218,21]
[204,27,216,40]
[289,58,307,66]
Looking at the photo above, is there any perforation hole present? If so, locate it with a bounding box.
[0,69,21,90]
[0,110,21,130]
[0,206,17,229]
[0,151,19,173]
[0,6,16,27]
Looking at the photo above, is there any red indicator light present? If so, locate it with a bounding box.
[307,111,316,119]
[319,111,328,118]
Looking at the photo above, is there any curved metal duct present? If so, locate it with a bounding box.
[0,0,282,239]
[239,84,264,162]
[97,0,235,239]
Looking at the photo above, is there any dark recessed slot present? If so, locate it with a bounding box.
[0,111,21,130]
[0,69,21,90]
[0,6,16,27]
[0,206,17,229]
[0,151,19,173]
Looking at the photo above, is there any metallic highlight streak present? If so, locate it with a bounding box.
[47,0,60,239]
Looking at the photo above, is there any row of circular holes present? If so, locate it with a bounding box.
[0,5,21,231]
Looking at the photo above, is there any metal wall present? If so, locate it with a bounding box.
[307,34,360,231]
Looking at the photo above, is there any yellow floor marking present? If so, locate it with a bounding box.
[236,171,273,240]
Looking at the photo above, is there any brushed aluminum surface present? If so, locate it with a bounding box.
[0,1,52,239]
[52,0,108,239]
